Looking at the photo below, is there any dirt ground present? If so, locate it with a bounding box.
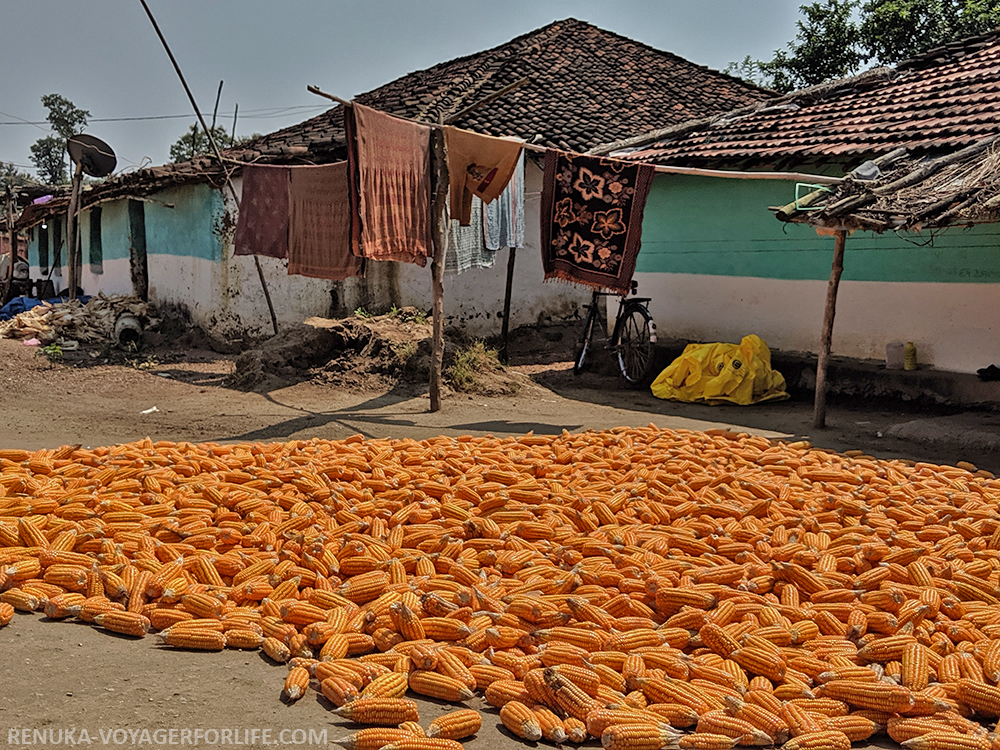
[1,319,998,749]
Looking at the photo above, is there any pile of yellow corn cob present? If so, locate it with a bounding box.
[2,426,1000,750]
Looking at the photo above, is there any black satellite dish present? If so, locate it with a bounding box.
[67,134,117,178]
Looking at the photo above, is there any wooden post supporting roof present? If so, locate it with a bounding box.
[813,229,847,429]
[499,247,517,363]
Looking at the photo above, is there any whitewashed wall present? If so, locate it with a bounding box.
[636,271,1000,374]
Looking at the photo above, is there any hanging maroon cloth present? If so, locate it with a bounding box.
[287,162,363,280]
[345,102,433,266]
[540,150,654,295]
[234,165,290,258]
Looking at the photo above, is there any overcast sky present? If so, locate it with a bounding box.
[1,0,804,180]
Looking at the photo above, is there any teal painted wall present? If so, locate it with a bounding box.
[26,182,222,272]
[144,183,223,261]
[638,175,1000,283]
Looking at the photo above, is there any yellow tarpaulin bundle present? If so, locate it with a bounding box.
[651,334,789,405]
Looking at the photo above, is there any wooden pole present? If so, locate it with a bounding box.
[499,247,517,363]
[139,0,278,336]
[813,229,847,429]
[66,161,84,300]
[429,128,449,412]
[3,189,13,303]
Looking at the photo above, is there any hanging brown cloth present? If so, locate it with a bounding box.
[233,165,290,258]
[287,162,363,280]
[444,126,524,226]
[540,150,655,296]
[346,102,433,266]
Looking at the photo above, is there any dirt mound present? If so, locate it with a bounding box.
[228,308,522,395]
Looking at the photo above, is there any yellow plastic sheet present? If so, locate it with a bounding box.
[651,334,789,405]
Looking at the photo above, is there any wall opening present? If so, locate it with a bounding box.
[89,206,103,274]
[128,199,148,301]
[37,224,49,272]
[52,217,62,279]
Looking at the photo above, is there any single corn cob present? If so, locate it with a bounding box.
[43,592,85,619]
[283,666,311,701]
[697,709,773,745]
[1,589,40,612]
[470,663,515,690]
[225,628,264,649]
[378,739,463,750]
[601,724,680,750]
[361,672,408,700]
[821,715,881,742]
[500,701,543,742]
[77,597,126,623]
[564,717,588,744]
[820,679,914,712]
[955,679,1000,718]
[262,636,291,663]
[723,695,789,743]
[321,676,361,707]
[332,729,418,750]
[160,626,225,650]
[901,732,992,750]
[645,703,699,728]
[0,601,14,626]
[398,723,424,737]
[426,709,482,740]
[781,730,852,750]
[407,671,474,702]
[95,611,150,637]
[332,698,419,725]
[533,706,568,743]
[678,735,739,750]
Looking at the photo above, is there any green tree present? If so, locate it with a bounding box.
[0,162,35,190]
[860,0,1000,64]
[729,0,1000,93]
[28,94,90,185]
[169,122,234,162]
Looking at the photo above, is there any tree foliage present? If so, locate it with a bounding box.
[169,123,234,163]
[0,162,35,190]
[28,94,90,185]
[728,0,1000,92]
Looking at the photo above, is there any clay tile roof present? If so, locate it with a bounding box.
[621,27,1000,168]
[233,17,769,161]
[16,18,768,222]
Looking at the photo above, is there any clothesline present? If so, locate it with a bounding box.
[304,85,844,186]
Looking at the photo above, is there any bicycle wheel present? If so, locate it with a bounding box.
[573,305,598,375]
[614,304,655,384]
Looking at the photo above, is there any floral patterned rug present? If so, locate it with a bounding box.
[540,150,654,295]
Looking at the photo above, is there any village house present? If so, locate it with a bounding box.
[599,29,1000,375]
[12,19,769,341]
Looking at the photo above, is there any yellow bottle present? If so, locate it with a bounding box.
[903,341,917,371]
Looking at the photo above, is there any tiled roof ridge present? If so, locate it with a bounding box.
[895,24,1000,72]
[592,66,892,156]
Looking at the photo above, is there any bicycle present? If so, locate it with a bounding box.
[573,280,657,385]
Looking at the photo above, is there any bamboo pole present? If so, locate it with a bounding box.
[66,162,83,300]
[3,189,13,302]
[429,129,449,412]
[138,0,278,336]
[813,229,847,429]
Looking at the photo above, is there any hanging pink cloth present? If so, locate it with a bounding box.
[287,162,363,280]
[347,102,433,266]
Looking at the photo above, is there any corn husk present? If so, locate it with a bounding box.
[0,293,152,344]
